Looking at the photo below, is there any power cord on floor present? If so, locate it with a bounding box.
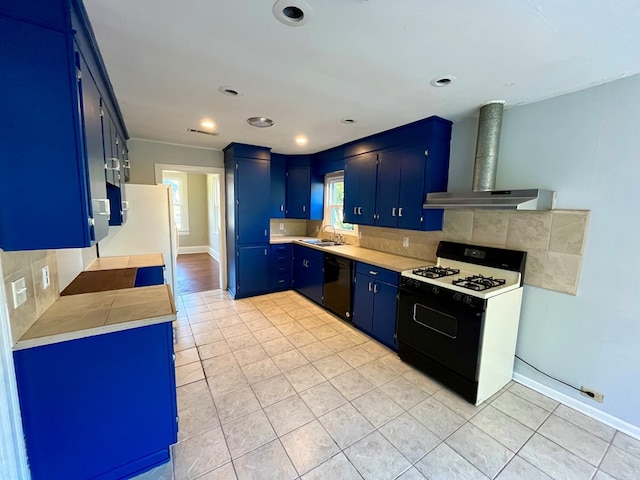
[514,355,595,398]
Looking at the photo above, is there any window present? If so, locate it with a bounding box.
[162,171,190,235]
[324,172,356,235]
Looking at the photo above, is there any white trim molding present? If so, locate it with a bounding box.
[208,246,220,262]
[177,245,210,255]
[513,372,640,440]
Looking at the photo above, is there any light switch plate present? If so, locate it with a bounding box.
[403,236,409,247]
[11,277,27,309]
[42,266,50,289]
[279,223,284,231]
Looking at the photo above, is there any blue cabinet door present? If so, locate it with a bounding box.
[292,245,324,305]
[236,158,270,245]
[270,154,286,218]
[375,150,402,228]
[13,322,177,480]
[344,152,377,225]
[306,259,324,305]
[397,145,427,230]
[135,266,165,287]
[286,164,311,219]
[353,273,374,333]
[421,138,450,231]
[371,280,398,349]
[238,245,270,296]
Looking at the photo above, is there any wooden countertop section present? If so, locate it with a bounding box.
[60,268,137,296]
[270,236,432,272]
[14,285,176,351]
[86,254,164,271]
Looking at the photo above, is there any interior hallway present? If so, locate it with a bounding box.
[176,254,220,296]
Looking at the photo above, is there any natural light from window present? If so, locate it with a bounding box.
[324,172,356,235]
[162,171,190,235]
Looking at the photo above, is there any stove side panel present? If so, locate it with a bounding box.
[476,288,524,404]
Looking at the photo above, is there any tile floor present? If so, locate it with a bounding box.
[137,289,639,480]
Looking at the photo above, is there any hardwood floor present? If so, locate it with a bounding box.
[176,253,220,295]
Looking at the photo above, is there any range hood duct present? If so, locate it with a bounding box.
[424,101,556,210]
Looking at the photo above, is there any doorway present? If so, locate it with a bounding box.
[154,164,226,295]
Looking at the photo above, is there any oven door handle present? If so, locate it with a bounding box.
[412,305,457,339]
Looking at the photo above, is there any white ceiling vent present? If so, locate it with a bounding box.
[187,128,219,136]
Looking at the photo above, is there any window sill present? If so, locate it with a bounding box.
[178,230,191,236]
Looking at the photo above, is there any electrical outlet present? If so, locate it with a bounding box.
[580,387,604,403]
[403,236,409,247]
[42,266,50,289]
[358,230,362,239]
[279,223,284,231]
[11,277,27,309]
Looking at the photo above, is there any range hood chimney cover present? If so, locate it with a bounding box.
[424,101,556,210]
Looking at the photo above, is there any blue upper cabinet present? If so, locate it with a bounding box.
[270,153,286,218]
[286,155,323,220]
[343,152,378,226]
[0,0,128,250]
[236,158,270,244]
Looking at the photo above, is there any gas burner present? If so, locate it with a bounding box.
[453,275,506,291]
[412,266,460,279]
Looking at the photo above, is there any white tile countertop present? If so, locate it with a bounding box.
[13,285,176,351]
[270,236,432,273]
[86,253,165,270]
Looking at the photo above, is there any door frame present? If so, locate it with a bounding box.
[154,163,227,291]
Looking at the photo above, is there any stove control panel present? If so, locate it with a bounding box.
[400,277,486,311]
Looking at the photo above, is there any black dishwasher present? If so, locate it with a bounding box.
[323,253,353,321]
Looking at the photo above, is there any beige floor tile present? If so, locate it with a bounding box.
[495,456,553,480]
[592,471,616,480]
[267,313,296,325]
[301,452,364,480]
[177,379,213,412]
[264,395,316,436]
[286,330,318,348]
[554,404,616,442]
[174,335,196,352]
[215,315,244,328]
[233,440,297,480]
[280,420,340,476]
[241,358,281,384]
[395,467,427,480]
[402,369,443,395]
[226,333,259,351]
[189,320,219,335]
[312,354,353,379]
[276,321,306,336]
[351,389,404,428]
[329,370,375,401]
[415,443,487,480]
[357,360,399,387]
[299,341,334,362]
[322,334,357,353]
[308,324,340,340]
[233,345,269,366]
[538,414,609,466]
[408,397,465,439]
[214,385,261,424]
[344,431,411,480]
[519,434,596,480]
[194,329,225,346]
[509,383,559,411]
[284,364,327,393]
[178,400,220,441]
[432,388,486,420]
[188,312,216,325]
[175,347,200,367]
[379,354,413,374]
[469,405,534,452]
[251,374,297,407]
[599,445,640,480]
[198,340,231,360]
[244,318,273,332]
[251,326,283,343]
[208,368,249,398]
[446,423,514,478]
[261,337,296,356]
[221,323,251,339]
[176,362,205,387]
[491,391,551,430]
[202,353,240,378]
[378,412,440,463]
[222,410,277,459]
[173,427,231,480]
[298,316,325,330]
[271,349,309,372]
[378,377,428,410]
[613,431,640,459]
[359,340,392,358]
[318,403,375,449]
[194,463,237,480]
[299,381,348,417]
[337,345,376,368]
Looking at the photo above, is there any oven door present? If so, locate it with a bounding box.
[397,287,484,382]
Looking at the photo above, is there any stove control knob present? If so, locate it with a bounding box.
[464,296,473,305]
[431,286,439,295]
[453,293,462,301]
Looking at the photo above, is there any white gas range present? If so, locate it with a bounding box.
[396,241,527,405]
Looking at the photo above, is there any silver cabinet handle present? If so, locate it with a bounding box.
[353,207,357,215]
[398,207,403,217]
[373,284,379,293]
[264,229,267,236]
[368,282,373,291]
[392,207,396,217]
[280,205,284,211]
[302,205,306,212]
[121,201,129,211]
[358,207,362,215]
[94,199,111,216]
[264,248,267,255]
[369,270,378,276]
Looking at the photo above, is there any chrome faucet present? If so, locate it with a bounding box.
[321,224,336,242]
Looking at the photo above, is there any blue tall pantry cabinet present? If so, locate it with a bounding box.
[225,144,272,298]
[0,0,128,251]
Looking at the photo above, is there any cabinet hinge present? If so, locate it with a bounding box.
[76,69,82,80]
[99,108,104,117]
[424,150,429,156]
[235,163,239,170]
[420,216,424,222]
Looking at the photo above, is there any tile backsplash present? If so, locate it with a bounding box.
[1,249,60,342]
[270,219,308,236]
[359,209,590,295]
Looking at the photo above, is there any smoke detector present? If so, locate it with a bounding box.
[273,0,313,26]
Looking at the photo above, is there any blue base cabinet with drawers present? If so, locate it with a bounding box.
[13,322,178,480]
[271,244,292,290]
[292,245,324,305]
[352,262,400,350]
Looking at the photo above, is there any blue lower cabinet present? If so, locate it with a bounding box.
[237,245,270,297]
[134,266,164,287]
[352,263,399,350]
[292,245,324,305]
[13,322,177,480]
[270,244,292,291]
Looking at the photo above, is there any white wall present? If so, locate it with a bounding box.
[178,173,209,248]
[207,174,221,261]
[449,73,640,429]
[128,139,223,185]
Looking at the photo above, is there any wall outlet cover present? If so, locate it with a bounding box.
[403,236,409,247]
[279,223,284,231]
[11,277,27,309]
[580,386,604,403]
[42,266,50,289]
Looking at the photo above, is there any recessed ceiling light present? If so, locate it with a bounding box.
[341,118,358,124]
[430,75,457,87]
[218,86,242,97]
[200,120,215,129]
[295,136,308,145]
[273,0,313,27]
[247,117,274,128]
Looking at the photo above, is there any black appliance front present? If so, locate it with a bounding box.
[323,254,353,321]
[396,284,485,403]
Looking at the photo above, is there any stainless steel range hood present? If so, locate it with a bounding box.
[424,101,556,210]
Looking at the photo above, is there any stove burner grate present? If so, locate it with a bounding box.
[453,275,506,291]
[412,266,460,279]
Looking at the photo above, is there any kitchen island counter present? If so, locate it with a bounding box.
[86,253,165,270]
[14,284,176,351]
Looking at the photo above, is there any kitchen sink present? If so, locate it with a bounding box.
[302,239,339,247]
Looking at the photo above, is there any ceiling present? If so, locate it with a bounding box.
[83,0,640,155]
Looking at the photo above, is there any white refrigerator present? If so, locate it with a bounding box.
[98,184,178,296]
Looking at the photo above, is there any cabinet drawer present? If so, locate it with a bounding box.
[271,274,292,289]
[271,263,292,275]
[271,254,291,265]
[270,244,292,255]
[355,262,399,285]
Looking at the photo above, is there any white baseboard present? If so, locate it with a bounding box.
[513,372,640,440]
[177,245,209,255]
[207,246,220,262]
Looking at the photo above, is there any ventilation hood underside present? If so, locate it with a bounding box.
[424,189,556,210]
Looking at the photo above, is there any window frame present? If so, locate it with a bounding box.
[323,171,357,237]
[162,171,190,235]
